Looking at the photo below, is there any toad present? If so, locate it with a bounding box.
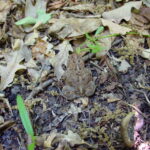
[62,54,96,100]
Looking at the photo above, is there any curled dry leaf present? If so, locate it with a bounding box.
[48,18,101,39]
[121,112,135,148]
[0,51,26,90]
[50,41,73,80]
[101,19,131,35]
[102,1,142,23]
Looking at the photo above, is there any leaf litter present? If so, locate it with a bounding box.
[0,0,150,150]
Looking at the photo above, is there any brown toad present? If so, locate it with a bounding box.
[62,54,96,100]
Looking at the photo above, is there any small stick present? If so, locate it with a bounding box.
[26,79,53,100]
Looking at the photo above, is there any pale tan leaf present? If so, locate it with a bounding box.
[142,0,150,7]
[63,4,95,12]
[63,130,85,146]
[102,1,142,23]
[101,19,131,35]
[0,0,12,23]
[48,18,101,39]
[25,0,47,17]
[25,30,39,45]
[0,51,26,90]
[140,49,150,60]
[96,30,114,58]
[50,41,73,80]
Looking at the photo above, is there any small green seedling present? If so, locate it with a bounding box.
[16,95,35,150]
[76,25,150,54]
[15,9,51,26]
[76,26,105,54]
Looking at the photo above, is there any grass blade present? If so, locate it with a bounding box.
[16,95,34,136]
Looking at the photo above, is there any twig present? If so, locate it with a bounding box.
[134,89,150,105]
[26,79,53,100]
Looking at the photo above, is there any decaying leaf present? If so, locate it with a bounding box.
[101,19,131,35]
[111,56,131,73]
[48,18,101,39]
[0,0,12,23]
[102,1,142,23]
[63,130,85,146]
[0,51,26,90]
[50,41,73,80]
[25,30,39,45]
[63,4,95,12]
[140,7,150,21]
[118,60,131,72]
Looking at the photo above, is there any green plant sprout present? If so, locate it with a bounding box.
[16,95,35,150]
[15,9,51,26]
[76,26,150,54]
[76,26,105,54]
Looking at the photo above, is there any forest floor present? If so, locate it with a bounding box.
[0,0,150,150]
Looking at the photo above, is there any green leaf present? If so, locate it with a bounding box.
[85,33,95,42]
[15,17,36,26]
[16,95,34,137]
[36,10,51,24]
[27,141,35,150]
[15,9,51,26]
[87,43,104,53]
[95,26,104,35]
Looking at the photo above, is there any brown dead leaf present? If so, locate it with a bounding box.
[0,0,12,23]
[48,18,101,39]
[101,19,131,35]
[47,0,65,11]
[32,38,54,58]
[102,1,142,23]
[0,51,26,90]
[140,7,150,21]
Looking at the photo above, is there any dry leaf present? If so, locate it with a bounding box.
[25,30,39,45]
[50,41,73,80]
[101,19,131,35]
[0,51,26,90]
[25,0,47,18]
[44,130,58,148]
[48,18,101,39]
[63,130,85,146]
[102,1,142,23]
[140,49,150,60]
[142,0,150,7]
[96,30,114,58]
[47,1,65,11]
[140,7,150,21]
[0,0,12,23]
[63,4,95,12]
[111,56,131,73]
[118,60,131,72]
